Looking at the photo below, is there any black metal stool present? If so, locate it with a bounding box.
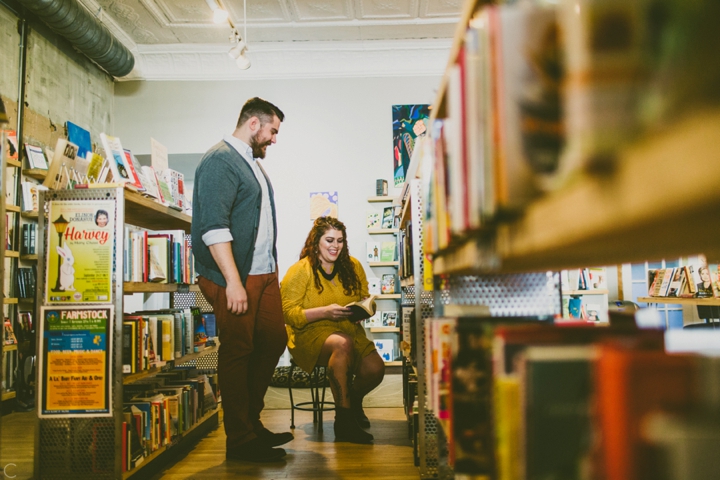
[288,359,335,428]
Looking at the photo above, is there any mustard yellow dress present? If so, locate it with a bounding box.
[280,256,376,373]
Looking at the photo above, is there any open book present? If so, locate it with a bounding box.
[345,295,377,322]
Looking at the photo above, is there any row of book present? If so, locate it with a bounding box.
[365,241,397,263]
[424,315,720,479]
[5,126,188,213]
[421,0,715,254]
[648,263,720,298]
[366,206,399,230]
[20,222,37,255]
[122,309,216,375]
[124,227,195,284]
[120,368,219,472]
[14,265,37,299]
[2,312,33,347]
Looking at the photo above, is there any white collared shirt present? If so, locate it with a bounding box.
[201,134,275,274]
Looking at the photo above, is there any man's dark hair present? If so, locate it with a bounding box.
[237,97,285,128]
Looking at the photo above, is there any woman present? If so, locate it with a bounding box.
[281,217,385,444]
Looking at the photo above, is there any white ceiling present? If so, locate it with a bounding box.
[79,0,460,80]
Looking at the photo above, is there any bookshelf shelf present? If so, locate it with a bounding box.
[1,391,16,401]
[368,228,399,235]
[3,298,18,305]
[369,261,399,267]
[637,296,720,306]
[122,344,219,385]
[6,158,21,168]
[563,290,609,296]
[122,406,220,480]
[367,196,398,203]
[385,361,403,366]
[4,250,19,258]
[20,254,38,261]
[371,327,401,333]
[20,210,39,219]
[22,168,48,181]
[123,189,192,233]
[123,282,200,294]
[400,276,414,288]
[377,294,401,300]
[5,204,20,213]
[433,108,720,275]
[2,344,18,351]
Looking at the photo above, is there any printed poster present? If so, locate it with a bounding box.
[38,306,113,417]
[46,199,115,304]
[309,191,338,220]
[393,104,430,187]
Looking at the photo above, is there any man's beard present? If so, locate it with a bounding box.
[250,132,271,159]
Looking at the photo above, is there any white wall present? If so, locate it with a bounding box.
[114,76,440,280]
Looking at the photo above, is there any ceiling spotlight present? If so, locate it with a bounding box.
[228,39,251,70]
[205,0,229,24]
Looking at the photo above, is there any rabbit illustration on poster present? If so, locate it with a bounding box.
[56,244,76,291]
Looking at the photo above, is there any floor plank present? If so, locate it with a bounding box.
[149,407,417,480]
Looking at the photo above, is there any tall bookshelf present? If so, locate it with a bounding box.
[366,195,402,366]
[403,0,720,478]
[34,187,219,479]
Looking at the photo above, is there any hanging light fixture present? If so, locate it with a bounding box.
[225,0,251,70]
[205,0,229,24]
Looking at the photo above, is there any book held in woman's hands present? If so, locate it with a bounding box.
[345,295,377,322]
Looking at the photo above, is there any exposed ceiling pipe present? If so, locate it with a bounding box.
[17,0,135,78]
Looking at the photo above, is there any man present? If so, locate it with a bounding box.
[192,97,291,462]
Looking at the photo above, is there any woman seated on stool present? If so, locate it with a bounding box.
[280,217,385,444]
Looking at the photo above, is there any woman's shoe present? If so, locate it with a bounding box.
[334,407,374,444]
[351,393,371,428]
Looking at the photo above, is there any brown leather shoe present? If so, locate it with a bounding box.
[257,427,294,447]
[226,438,286,462]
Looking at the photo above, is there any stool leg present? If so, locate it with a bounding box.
[311,368,319,424]
[289,363,296,429]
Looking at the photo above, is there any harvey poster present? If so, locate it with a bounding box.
[46,199,115,304]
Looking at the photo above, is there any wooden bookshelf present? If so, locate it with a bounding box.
[123,282,200,294]
[369,261,399,267]
[368,228,399,235]
[563,290,609,296]
[22,168,48,181]
[122,406,220,480]
[434,108,720,275]
[123,189,192,233]
[367,196,398,203]
[638,296,720,306]
[122,344,219,385]
[377,293,401,300]
[370,327,401,333]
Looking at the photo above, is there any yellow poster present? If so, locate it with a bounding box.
[45,199,115,304]
[39,306,113,417]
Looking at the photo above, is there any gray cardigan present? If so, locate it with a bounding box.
[191,140,278,287]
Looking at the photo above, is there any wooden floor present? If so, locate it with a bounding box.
[149,407,418,480]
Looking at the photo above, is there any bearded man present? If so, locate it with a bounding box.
[192,97,292,463]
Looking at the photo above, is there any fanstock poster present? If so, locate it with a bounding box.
[38,306,113,417]
[45,199,115,304]
[392,104,430,187]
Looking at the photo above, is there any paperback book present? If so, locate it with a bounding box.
[345,295,377,322]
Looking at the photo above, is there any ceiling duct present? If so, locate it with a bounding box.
[17,0,134,77]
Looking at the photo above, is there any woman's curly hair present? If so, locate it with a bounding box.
[300,216,361,296]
